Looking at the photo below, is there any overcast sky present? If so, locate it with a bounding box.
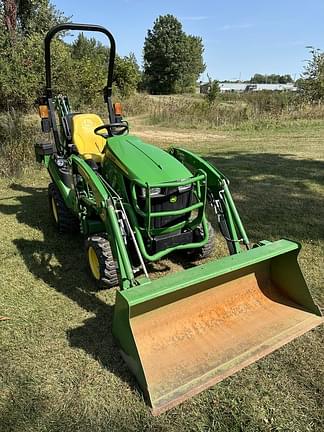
[53,0,324,81]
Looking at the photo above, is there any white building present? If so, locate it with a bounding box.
[199,82,297,94]
[244,83,297,92]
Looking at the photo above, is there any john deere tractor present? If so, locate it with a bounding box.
[35,23,322,415]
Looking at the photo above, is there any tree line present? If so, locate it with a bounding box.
[0,0,141,110]
[0,1,323,111]
[0,2,205,110]
[249,74,293,84]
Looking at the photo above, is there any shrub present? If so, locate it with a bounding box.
[0,110,40,176]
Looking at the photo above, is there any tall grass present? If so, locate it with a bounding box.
[0,110,41,177]
[133,92,324,130]
[0,92,323,178]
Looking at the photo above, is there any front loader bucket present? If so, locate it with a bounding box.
[112,239,322,415]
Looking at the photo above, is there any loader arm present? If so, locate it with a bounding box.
[48,154,138,289]
[170,147,249,253]
[72,155,138,288]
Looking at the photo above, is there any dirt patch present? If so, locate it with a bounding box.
[132,127,227,145]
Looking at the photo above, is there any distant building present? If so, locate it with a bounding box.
[244,83,297,92]
[199,81,297,94]
[219,83,247,93]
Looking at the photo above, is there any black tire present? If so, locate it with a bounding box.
[48,183,79,233]
[189,222,215,260]
[85,234,118,289]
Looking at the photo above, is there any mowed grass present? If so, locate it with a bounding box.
[0,120,323,432]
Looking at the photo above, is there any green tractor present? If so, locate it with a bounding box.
[35,23,322,415]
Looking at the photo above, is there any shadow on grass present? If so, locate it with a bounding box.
[0,150,323,410]
[0,374,49,432]
[0,183,138,393]
[206,152,324,243]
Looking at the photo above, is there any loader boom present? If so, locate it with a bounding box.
[170,147,250,253]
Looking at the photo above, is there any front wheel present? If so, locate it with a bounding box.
[85,235,118,289]
[188,222,215,261]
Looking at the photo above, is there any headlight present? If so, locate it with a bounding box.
[178,184,192,193]
[139,187,161,197]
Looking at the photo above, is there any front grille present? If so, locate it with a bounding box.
[137,188,194,229]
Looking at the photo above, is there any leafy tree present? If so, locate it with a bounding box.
[0,26,40,109]
[298,47,324,101]
[250,73,293,84]
[175,35,205,93]
[114,53,141,97]
[0,0,66,35]
[143,14,205,94]
[250,73,263,84]
[71,33,107,60]
[0,0,70,109]
[278,74,293,84]
[16,0,67,34]
[0,28,75,109]
[71,34,141,102]
[205,76,220,104]
[0,4,141,111]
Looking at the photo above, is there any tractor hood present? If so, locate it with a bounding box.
[105,135,192,184]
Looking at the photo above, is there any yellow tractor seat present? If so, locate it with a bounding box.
[71,114,106,163]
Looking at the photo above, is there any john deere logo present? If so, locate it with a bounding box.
[170,195,177,203]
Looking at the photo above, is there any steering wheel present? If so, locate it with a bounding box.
[94,121,129,138]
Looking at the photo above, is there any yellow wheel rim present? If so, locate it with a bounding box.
[88,246,100,280]
[51,197,58,223]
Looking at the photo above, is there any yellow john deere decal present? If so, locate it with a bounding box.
[170,195,177,203]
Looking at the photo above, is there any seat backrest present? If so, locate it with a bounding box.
[72,114,106,162]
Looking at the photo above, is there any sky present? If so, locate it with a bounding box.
[53,0,324,81]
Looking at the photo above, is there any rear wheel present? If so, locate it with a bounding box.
[85,234,118,289]
[48,183,79,233]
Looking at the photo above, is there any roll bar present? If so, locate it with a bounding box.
[44,23,116,121]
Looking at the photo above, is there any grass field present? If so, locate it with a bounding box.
[0,119,323,431]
